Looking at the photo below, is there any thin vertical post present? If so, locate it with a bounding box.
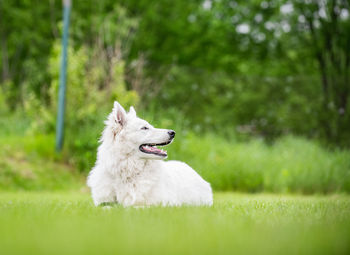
[56,0,71,152]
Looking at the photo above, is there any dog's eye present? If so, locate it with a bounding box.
[141,126,149,130]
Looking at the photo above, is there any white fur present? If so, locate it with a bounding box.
[87,102,213,207]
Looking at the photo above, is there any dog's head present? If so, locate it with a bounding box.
[104,101,175,160]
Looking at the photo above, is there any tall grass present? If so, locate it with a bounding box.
[167,133,350,194]
[0,134,83,191]
[1,112,349,193]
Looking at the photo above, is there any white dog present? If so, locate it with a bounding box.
[87,101,213,207]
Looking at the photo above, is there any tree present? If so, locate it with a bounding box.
[291,0,350,143]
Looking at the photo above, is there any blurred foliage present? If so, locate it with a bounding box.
[0,0,350,190]
[1,0,349,146]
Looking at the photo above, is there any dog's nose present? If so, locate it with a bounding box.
[168,130,176,138]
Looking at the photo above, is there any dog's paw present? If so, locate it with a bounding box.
[122,193,136,207]
[98,202,118,208]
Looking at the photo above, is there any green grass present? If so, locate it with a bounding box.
[0,192,349,255]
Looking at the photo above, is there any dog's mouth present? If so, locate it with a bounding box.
[139,140,172,157]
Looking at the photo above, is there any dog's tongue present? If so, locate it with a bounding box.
[143,145,166,155]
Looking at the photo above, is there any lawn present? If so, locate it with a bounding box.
[0,192,349,255]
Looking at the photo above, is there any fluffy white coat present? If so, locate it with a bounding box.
[87,102,213,207]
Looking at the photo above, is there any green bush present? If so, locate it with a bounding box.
[47,40,139,171]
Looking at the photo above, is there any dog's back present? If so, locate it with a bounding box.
[149,160,213,206]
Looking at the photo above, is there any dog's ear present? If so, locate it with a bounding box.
[113,101,127,127]
[129,106,136,118]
